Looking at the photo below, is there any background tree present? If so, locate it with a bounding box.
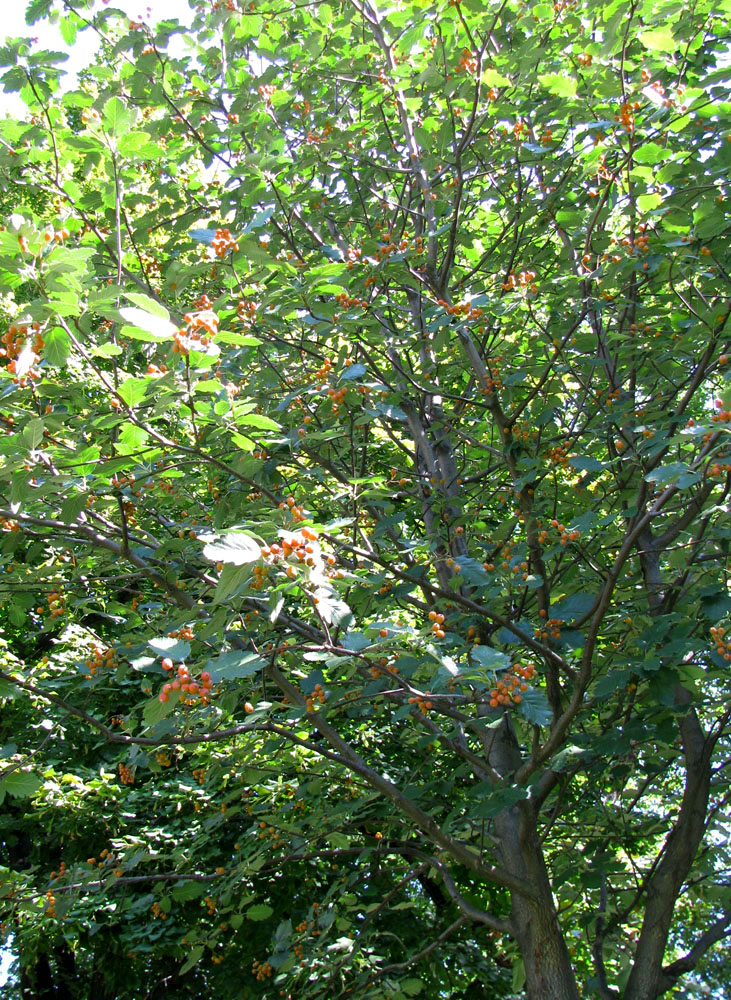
[0,0,730,998]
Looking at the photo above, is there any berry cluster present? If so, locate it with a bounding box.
[480,356,503,393]
[538,519,581,547]
[488,662,536,708]
[46,588,66,621]
[546,440,571,468]
[535,613,562,642]
[277,496,308,523]
[236,298,257,324]
[260,527,320,569]
[712,401,731,423]
[710,625,731,661]
[211,227,239,258]
[428,610,447,639]
[2,321,44,385]
[709,461,731,478]
[305,683,326,712]
[252,959,273,981]
[84,641,116,678]
[408,691,434,714]
[435,298,484,322]
[334,292,368,311]
[173,298,219,354]
[500,269,537,294]
[313,356,332,384]
[158,659,213,705]
[118,762,134,785]
[456,48,478,73]
[614,101,640,134]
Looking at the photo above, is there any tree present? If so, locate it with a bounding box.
[0,0,730,996]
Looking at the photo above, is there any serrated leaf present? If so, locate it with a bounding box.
[470,646,511,670]
[0,771,41,799]
[102,96,137,136]
[213,564,251,604]
[143,690,180,726]
[25,0,53,25]
[550,593,596,623]
[237,412,280,431]
[216,331,262,346]
[179,944,204,975]
[147,638,191,661]
[189,228,218,243]
[595,669,631,699]
[639,27,676,52]
[538,73,577,98]
[172,881,205,901]
[317,596,353,627]
[482,69,510,88]
[246,903,274,921]
[202,532,261,565]
[22,418,44,449]
[339,363,367,381]
[118,307,177,340]
[231,433,256,451]
[516,688,552,726]
[207,650,265,681]
[91,342,123,358]
[569,456,603,472]
[117,377,149,407]
[645,462,700,489]
[44,326,70,366]
[124,293,170,320]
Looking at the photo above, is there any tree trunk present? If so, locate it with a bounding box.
[486,717,580,1000]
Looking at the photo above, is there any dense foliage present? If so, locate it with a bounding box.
[0,0,730,997]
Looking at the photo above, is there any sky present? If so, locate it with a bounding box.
[1,0,193,117]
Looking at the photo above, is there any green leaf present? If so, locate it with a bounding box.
[102,96,137,136]
[143,691,180,726]
[569,456,604,472]
[516,688,553,726]
[172,881,205,901]
[216,331,262,346]
[639,27,677,52]
[633,143,669,165]
[91,342,123,358]
[207,650,266,681]
[482,69,510,88]
[202,532,261,565]
[645,463,700,489]
[0,770,41,799]
[117,377,149,407]
[22,418,44,449]
[118,307,177,341]
[147,638,190,661]
[44,326,70,366]
[178,944,204,975]
[550,594,596,622]
[25,0,53,25]
[538,73,577,97]
[339,363,367,381]
[246,903,274,921]
[236,412,280,431]
[470,646,511,670]
[124,293,170,320]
